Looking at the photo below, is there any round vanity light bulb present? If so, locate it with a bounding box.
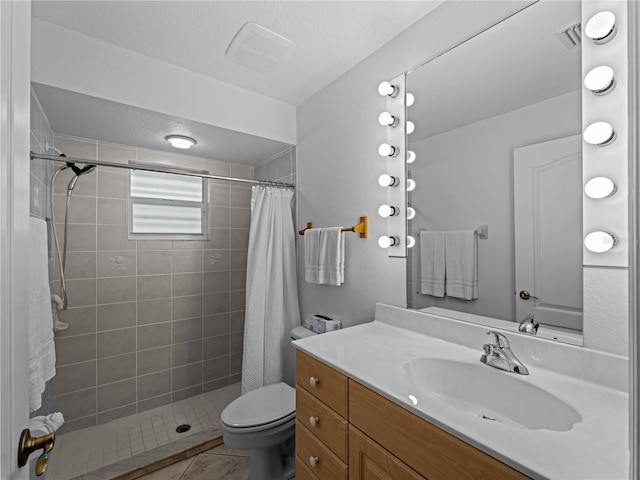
[583,121,616,146]
[584,231,617,253]
[166,135,196,149]
[378,112,399,127]
[406,93,415,107]
[585,11,616,44]
[378,205,398,218]
[407,121,415,135]
[406,179,416,192]
[378,143,398,157]
[378,174,399,187]
[584,66,615,95]
[378,235,399,249]
[407,236,416,248]
[585,177,617,199]
[378,81,398,97]
[406,151,416,164]
[407,207,416,220]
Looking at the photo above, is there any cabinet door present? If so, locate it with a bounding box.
[350,426,425,480]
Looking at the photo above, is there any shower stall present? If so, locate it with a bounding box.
[29,89,296,478]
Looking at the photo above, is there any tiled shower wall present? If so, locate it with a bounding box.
[254,147,296,185]
[29,87,56,419]
[52,135,254,433]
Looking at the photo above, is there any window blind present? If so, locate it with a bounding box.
[129,169,206,236]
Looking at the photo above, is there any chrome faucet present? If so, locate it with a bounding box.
[480,331,529,375]
[518,313,539,335]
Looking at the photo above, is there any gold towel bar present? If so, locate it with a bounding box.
[298,216,368,239]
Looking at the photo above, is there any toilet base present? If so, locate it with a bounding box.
[222,418,295,480]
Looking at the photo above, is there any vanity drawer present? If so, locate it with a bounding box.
[348,380,530,480]
[296,385,348,462]
[295,455,320,480]
[296,350,348,417]
[296,421,348,480]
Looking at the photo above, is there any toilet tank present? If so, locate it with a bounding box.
[284,326,317,387]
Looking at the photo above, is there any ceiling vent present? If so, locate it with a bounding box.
[555,23,582,50]
[226,23,295,73]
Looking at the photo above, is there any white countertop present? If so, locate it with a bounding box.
[293,304,629,480]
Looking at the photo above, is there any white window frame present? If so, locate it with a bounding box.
[127,163,208,241]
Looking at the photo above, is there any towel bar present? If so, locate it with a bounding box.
[298,216,368,239]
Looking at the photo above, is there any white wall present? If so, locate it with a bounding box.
[296,1,628,357]
[295,1,536,327]
[31,18,296,145]
[409,91,581,321]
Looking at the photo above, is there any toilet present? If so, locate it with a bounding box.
[221,326,316,480]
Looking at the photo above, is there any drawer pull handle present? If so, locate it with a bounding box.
[309,376,319,387]
[309,416,319,427]
[309,456,319,467]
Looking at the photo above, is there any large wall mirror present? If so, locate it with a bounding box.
[407,0,584,342]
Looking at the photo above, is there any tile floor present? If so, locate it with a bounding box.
[46,383,241,480]
[137,444,249,480]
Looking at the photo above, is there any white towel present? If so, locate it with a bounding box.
[419,231,446,297]
[28,412,64,437]
[444,230,478,300]
[305,227,345,286]
[28,217,56,412]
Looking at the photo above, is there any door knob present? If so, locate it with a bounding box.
[17,429,55,476]
[519,290,539,301]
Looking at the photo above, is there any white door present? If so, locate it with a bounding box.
[1,2,32,479]
[514,135,582,330]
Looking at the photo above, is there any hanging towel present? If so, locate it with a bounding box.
[28,412,64,437]
[304,228,322,283]
[419,231,446,297]
[28,217,56,412]
[305,227,345,286]
[444,230,478,300]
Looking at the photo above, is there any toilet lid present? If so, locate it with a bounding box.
[221,383,295,429]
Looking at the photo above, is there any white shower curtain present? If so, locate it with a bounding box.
[241,185,300,394]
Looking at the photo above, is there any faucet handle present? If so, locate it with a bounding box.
[487,330,510,348]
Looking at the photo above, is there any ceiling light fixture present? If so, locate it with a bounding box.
[166,135,196,149]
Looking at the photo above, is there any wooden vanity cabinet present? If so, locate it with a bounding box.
[295,350,349,479]
[295,350,529,480]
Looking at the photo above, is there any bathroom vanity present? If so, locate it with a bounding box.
[295,350,526,479]
[293,304,629,480]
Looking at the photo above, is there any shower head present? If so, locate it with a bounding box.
[66,162,97,192]
[68,163,97,176]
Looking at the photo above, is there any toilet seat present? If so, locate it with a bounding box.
[221,383,295,433]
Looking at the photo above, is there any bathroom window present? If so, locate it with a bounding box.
[128,167,207,239]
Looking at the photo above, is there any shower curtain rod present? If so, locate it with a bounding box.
[30,152,296,188]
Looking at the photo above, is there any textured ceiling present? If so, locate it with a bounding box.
[32,1,442,106]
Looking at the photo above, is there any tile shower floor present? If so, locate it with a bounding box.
[46,383,241,480]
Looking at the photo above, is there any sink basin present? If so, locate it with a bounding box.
[403,357,581,431]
